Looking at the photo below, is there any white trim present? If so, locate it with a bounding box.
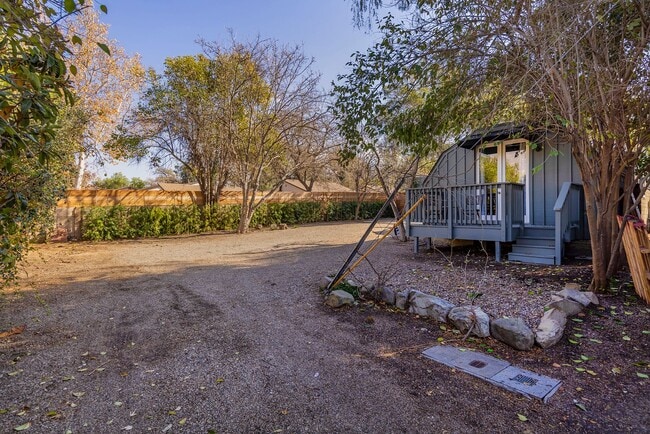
[476,139,531,224]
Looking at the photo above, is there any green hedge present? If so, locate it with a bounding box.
[81,201,392,241]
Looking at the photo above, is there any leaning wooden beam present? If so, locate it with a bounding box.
[618,216,650,304]
[328,195,426,290]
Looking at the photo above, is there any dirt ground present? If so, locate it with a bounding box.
[1,221,649,433]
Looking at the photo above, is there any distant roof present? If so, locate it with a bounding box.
[157,182,202,192]
[457,123,538,149]
[283,179,353,193]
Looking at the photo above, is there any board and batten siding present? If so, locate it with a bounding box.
[423,145,476,188]
[421,133,582,227]
[529,134,582,226]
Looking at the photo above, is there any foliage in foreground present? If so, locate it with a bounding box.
[81,202,391,241]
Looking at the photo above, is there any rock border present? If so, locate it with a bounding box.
[323,280,599,351]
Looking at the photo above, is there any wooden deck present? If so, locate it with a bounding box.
[407,183,525,242]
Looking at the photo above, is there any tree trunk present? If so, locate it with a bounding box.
[75,151,87,189]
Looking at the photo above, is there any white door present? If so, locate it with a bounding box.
[477,140,530,223]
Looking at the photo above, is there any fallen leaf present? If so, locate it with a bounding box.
[575,367,586,372]
[71,392,85,398]
[13,422,31,431]
[162,424,172,432]
[0,325,26,339]
[122,426,132,431]
[623,336,631,341]
[586,370,597,376]
[279,409,288,415]
[215,378,225,383]
[114,401,123,407]
[552,363,562,368]
[589,339,602,344]
[517,414,528,422]
[637,372,649,379]
[8,370,23,376]
[574,400,587,411]
[611,367,622,374]
[642,330,650,335]
[179,418,187,425]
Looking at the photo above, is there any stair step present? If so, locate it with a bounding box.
[507,252,556,265]
[515,236,555,247]
[522,226,555,238]
[511,245,555,255]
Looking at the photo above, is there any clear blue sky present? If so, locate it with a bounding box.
[97,0,391,180]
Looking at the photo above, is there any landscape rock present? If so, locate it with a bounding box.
[380,286,396,305]
[555,288,599,306]
[395,289,411,310]
[545,298,584,317]
[448,306,490,337]
[320,276,333,290]
[490,317,535,351]
[535,308,567,348]
[408,291,455,322]
[564,282,582,291]
[325,290,355,308]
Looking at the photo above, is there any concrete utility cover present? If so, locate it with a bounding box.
[422,346,561,403]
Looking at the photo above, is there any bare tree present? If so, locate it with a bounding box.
[200,38,329,233]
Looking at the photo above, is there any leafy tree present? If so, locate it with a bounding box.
[129,177,147,189]
[0,0,89,283]
[125,54,231,206]
[61,1,145,188]
[348,0,650,290]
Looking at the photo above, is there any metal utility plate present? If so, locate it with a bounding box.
[422,345,561,403]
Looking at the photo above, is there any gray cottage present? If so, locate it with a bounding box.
[406,123,588,265]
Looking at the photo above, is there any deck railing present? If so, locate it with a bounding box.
[407,183,524,240]
[553,182,584,265]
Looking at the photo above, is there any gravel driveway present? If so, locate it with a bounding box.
[1,221,648,433]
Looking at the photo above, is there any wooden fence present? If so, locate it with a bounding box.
[56,189,397,207]
[55,189,405,240]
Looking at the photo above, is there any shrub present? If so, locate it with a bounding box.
[81,201,391,241]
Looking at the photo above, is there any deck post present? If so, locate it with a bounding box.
[425,237,432,250]
[495,241,501,263]
[413,237,419,253]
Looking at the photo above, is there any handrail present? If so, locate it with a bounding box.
[407,183,524,239]
[553,182,583,265]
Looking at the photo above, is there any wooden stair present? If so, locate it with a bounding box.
[508,226,556,265]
